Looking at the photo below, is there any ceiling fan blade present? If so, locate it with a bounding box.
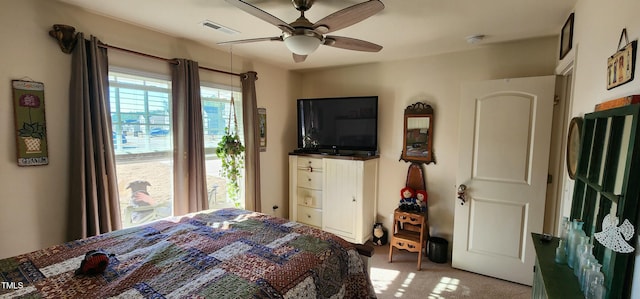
[225,0,294,33]
[324,36,382,52]
[218,36,283,45]
[313,0,384,34]
[293,53,307,63]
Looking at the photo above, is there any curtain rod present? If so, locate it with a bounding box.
[100,43,241,77]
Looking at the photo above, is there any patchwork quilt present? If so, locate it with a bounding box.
[0,209,375,298]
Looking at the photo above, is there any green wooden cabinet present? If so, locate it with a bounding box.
[569,104,640,299]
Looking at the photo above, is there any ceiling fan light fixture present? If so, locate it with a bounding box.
[224,0,385,60]
[284,35,321,55]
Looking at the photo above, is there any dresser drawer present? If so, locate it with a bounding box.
[297,188,322,208]
[297,170,323,190]
[297,205,322,228]
[297,157,323,171]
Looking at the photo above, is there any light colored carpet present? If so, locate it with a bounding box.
[369,244,532,299]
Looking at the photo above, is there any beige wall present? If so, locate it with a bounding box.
[300,37,559,244]
[0,0,299,258]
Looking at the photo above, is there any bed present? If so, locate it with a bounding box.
[0,209,375,298]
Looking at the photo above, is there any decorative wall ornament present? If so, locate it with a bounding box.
[258,107,267,152]
[594,214,635,253]
[400,102,435,165]
[566,117,582,179]
[12,80,49,166]
[607,28,637,90]
[49,24,78,54]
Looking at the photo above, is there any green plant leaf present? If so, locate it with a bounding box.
[17,122,45,138]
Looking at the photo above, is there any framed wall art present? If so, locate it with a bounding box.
[560,13,574,59]
[607,29,637,90]
[12,80,49,166]
[258,107,266,152]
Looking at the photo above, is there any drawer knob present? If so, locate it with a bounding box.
[304,197,313,206]
[308,166,313,172]
[308,178,312,182]
[307,214,311,218]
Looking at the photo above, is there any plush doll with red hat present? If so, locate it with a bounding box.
[399,186,416,211]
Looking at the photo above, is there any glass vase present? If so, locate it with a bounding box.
[567,219,585,269]
[584,263,602,295]
[588,274,605,299]
[574,237,590,276]
[555,239,567,264]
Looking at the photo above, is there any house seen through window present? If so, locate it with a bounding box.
[109,69,243,228]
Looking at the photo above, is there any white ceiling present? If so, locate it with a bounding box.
[57,0,576,71]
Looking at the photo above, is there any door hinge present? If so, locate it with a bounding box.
[547,174,553,184]
[554,95,560,106]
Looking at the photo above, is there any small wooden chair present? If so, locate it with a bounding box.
[388,163,430,270]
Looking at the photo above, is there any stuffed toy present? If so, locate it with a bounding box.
[75,249,114,275]
[415,190,428,213]
[372,223,388,246]
[399,187,416,211]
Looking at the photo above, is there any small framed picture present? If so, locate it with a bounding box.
[258,108,266,152]
[607,40,636,90]
[560,13,574,59]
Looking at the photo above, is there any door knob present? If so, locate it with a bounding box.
[457,184,467,205]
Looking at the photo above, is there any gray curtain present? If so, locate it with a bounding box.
[67,34,121,240]
[240,71,261,212]
[171,59,208,215]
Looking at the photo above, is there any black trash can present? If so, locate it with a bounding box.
[428,237,448,263]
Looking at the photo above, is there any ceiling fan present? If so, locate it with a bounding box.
[220,0,384,62]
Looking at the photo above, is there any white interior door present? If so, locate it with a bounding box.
[452,76,555,285]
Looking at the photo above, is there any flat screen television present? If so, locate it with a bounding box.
[297,96,378,154]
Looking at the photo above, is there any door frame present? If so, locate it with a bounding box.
[549,46,577,236]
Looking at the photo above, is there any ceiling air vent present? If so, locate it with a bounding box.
[201,20,239,35]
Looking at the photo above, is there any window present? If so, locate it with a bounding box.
[109,70,173,228]
[109,69,244,228]
[201,84,244,209]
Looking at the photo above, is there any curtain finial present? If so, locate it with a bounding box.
[49,24,78,54]
[241,71,258,81]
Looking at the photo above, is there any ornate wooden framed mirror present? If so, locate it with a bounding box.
[400,102,435,164]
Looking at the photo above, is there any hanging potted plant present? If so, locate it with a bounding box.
[216,98,244,208]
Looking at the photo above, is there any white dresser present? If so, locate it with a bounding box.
[289,154,379,244]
